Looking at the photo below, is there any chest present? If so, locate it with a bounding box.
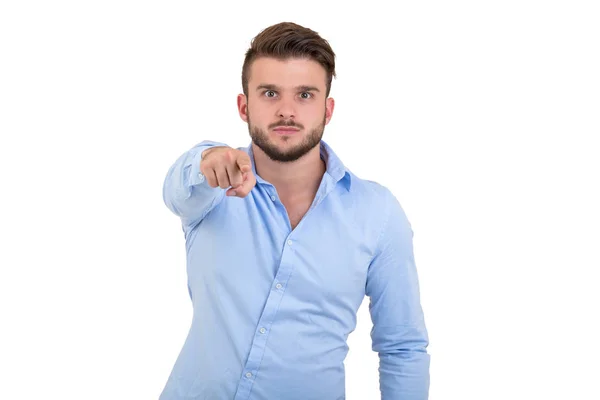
[282,201,312,230]
[188,194,376,314]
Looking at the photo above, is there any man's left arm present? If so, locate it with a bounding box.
[365,190,431,399]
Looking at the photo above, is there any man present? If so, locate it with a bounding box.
[161,22,430,400]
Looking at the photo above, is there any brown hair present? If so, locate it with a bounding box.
[241,22,337,98]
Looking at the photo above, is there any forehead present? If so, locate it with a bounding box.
[248,57,326,89]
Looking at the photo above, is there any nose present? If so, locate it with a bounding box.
[276,97,296,120]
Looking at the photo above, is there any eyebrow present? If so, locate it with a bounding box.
[256,84,321,93]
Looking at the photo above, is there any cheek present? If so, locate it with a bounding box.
[250,107,273,125]
[308,107,326,123]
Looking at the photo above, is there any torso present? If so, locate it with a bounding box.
[270,159,326,231]
[282,201,313,230]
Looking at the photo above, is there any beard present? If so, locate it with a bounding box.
[247,110,326,163]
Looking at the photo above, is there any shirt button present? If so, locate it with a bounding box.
[287,240,293,246]
[246,372,252,378]
[271,195,276,201]
[275,283,282,289]
[259,327,266,334]
[197,173,205,183]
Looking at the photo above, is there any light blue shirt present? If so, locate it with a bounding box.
[160,139,430,400]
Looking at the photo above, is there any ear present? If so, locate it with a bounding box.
[237,94,248,122]
[325,97,335,125]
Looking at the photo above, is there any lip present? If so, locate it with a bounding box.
[273,127,300,134]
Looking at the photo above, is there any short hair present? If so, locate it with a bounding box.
[242,22,337,97]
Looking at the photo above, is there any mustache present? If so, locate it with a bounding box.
[269,121,303,129]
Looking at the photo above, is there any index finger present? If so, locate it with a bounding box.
[227,171,256,197]
[236,153,252,173]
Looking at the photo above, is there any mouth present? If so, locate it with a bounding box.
[272,127,300,134]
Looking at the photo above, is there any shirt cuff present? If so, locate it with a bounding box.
[188,141,228,188]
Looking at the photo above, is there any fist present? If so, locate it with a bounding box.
[200,147,257,198]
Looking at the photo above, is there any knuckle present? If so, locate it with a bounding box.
[202,160,214,172]
[200,163,211,174]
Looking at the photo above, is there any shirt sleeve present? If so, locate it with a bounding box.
[365,189,431,399]
[162,140,229,235]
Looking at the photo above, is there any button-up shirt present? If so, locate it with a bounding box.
[160,139,430,400]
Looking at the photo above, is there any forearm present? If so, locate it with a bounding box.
[162,140,228,231]
[366,188,431,399]
[377,327,430,399]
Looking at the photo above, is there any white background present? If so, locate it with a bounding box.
[1,1,599,399]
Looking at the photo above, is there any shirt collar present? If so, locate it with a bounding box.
[245,140,352,191]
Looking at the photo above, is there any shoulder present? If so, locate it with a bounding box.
[347,172,399,211]
[347,172,411,234]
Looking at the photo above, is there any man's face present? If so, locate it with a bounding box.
[237,57,335,162]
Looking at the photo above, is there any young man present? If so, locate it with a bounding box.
[161,22,430,400]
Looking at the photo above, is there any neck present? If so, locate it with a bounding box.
[252,143,326,201]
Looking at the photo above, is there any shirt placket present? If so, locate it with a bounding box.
[233,176,337,400]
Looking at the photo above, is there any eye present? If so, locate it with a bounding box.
[264,90,277,98]
[300,92,312,99]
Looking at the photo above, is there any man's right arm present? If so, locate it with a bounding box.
[162,140,228,233]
